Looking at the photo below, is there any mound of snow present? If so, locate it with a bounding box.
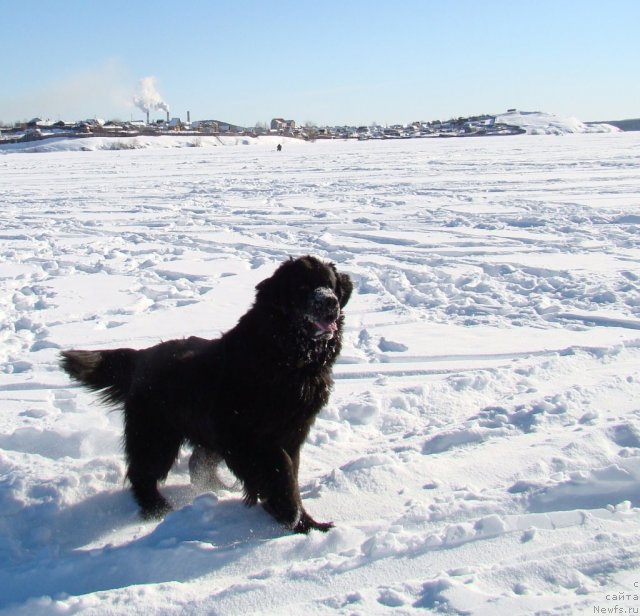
[496,110,620,135]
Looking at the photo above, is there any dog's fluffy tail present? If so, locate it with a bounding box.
[60,349,136,405]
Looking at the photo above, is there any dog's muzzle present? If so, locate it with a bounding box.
[305,287,340,340]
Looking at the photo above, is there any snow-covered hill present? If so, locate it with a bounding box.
[496,110,620,135]
[1,133,639,614]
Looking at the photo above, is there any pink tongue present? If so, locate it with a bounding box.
[315,320,337,333]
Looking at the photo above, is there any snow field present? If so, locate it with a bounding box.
[1,133,640,614]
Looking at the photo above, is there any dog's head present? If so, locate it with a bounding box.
[255,256,353,342]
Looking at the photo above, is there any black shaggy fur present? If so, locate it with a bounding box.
[60,256,352,533]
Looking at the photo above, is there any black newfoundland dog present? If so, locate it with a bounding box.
[61,256,352,534]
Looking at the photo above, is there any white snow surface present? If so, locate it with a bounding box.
[0,135,304,155]
[1,133,640,615]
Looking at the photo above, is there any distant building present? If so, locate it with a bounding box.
[271,118,296,132]
[27,118,53,128]
[191,120,245,133]
[191,120,219,132]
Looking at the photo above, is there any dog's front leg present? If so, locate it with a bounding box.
[255,447,304,530]
[287,447,334,534]
[226,445,332,533]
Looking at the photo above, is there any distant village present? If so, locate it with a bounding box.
[0,112,530,144]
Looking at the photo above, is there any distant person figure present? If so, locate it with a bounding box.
[277,144,282,152]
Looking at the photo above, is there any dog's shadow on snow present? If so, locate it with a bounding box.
[2,484,285,608]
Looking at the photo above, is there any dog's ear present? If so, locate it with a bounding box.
[335,272,353,308]
[255,273,282,306]
[255,259,295,309]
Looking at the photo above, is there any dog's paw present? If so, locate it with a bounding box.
[293,511,334,534]
[140,499,172,520]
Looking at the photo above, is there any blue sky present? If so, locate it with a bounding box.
[1,0,638,125]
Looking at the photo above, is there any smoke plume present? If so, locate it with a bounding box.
[133,76,169,114]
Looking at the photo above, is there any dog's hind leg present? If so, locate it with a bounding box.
[123,403,182,519]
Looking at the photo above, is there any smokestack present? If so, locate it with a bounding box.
[187,110,191,123]
[146,110,150,125]
[167,110,170,123]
